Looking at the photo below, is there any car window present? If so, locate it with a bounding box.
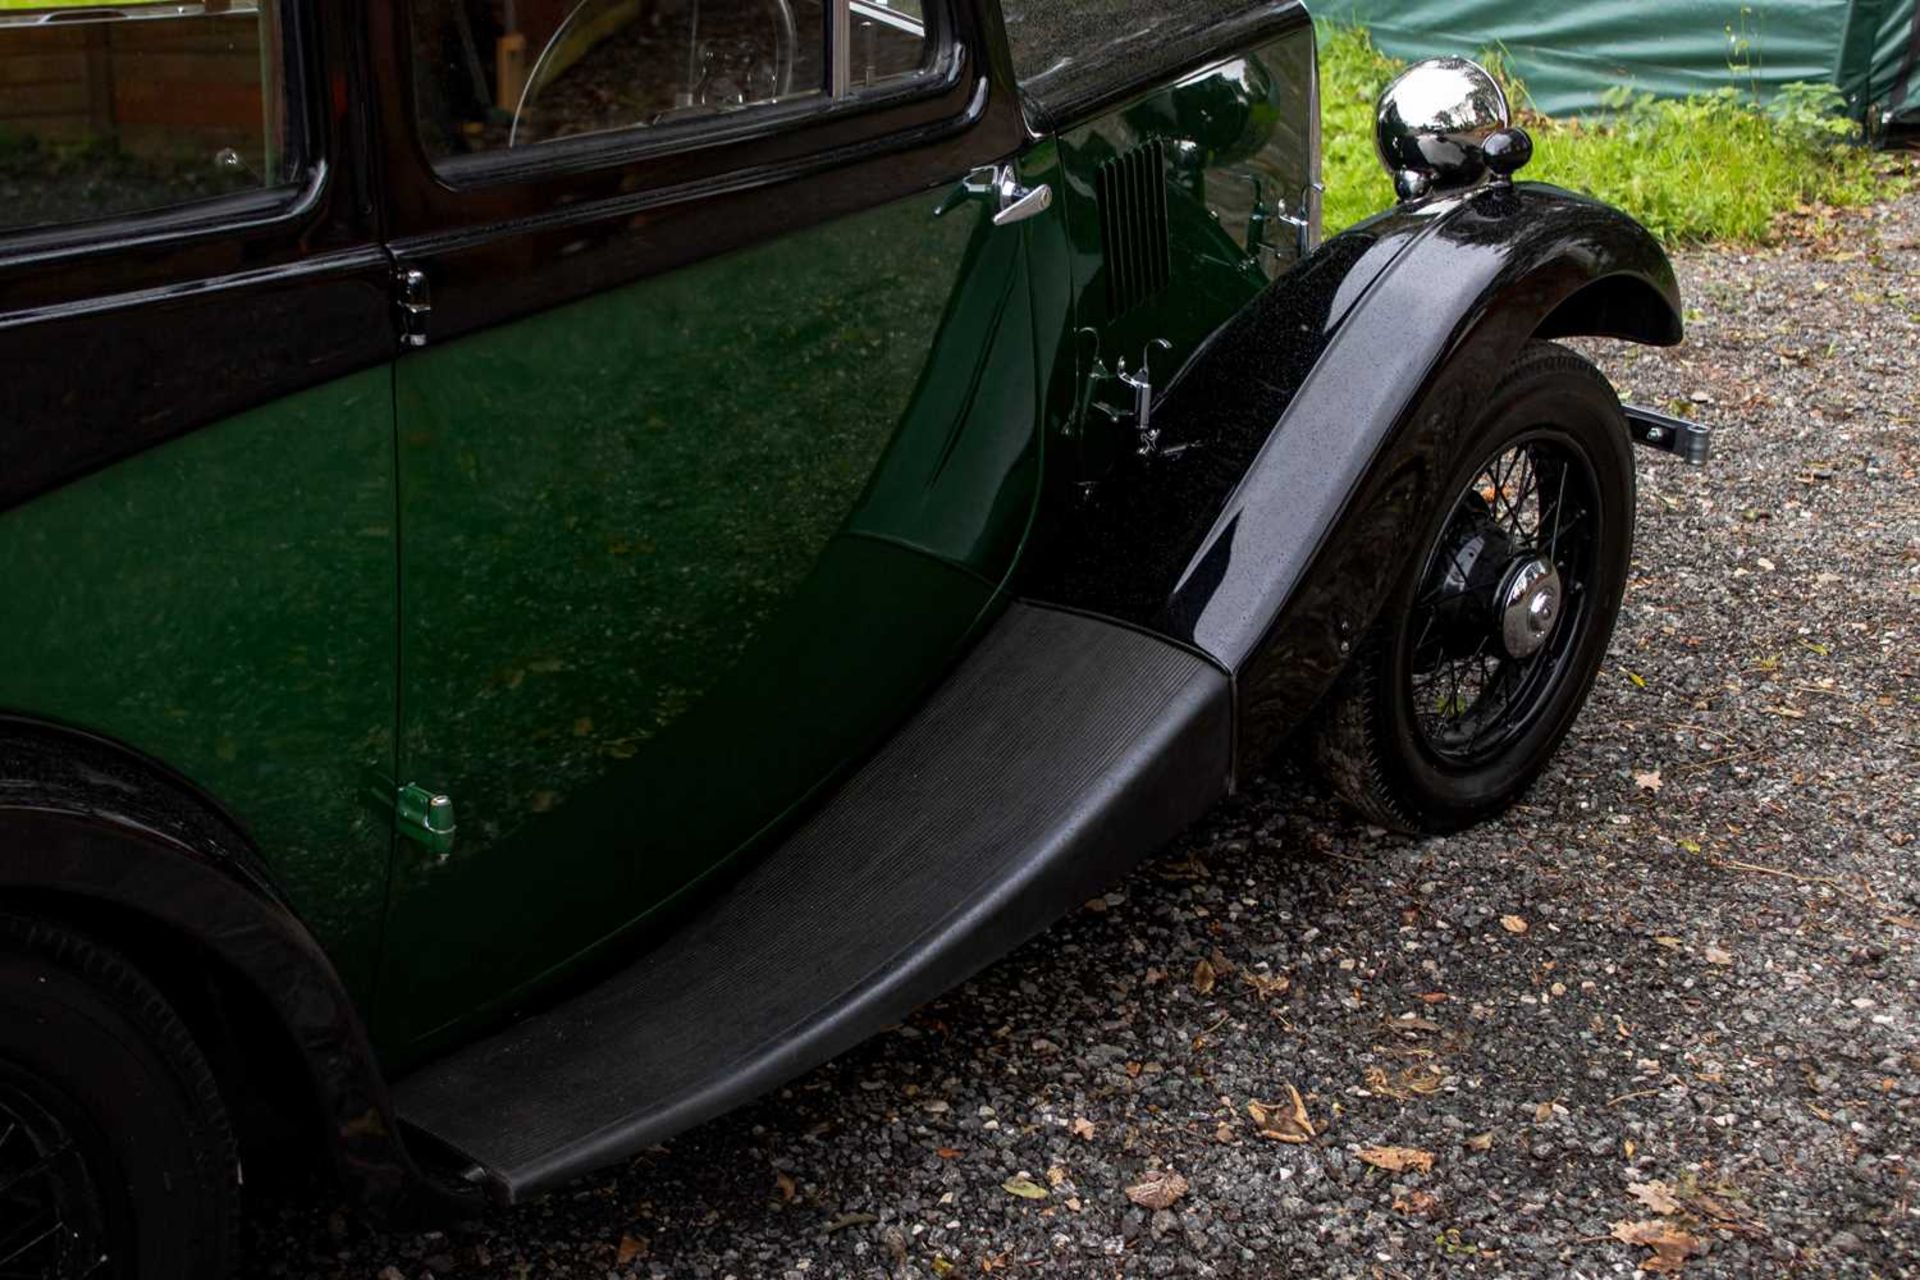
[998,0,1277,120]
[0,0,298,238]
[410,0,932,165]
[849,0,924,85]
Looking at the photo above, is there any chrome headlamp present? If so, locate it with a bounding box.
[1375,57,1533,201]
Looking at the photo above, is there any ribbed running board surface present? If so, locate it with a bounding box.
[394,603,1230,1202]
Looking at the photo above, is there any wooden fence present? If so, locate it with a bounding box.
[0,7,271,164]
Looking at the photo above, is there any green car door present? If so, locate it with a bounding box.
[371,0,1048,1054]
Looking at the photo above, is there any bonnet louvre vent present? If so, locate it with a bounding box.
[1095,140,1171,316]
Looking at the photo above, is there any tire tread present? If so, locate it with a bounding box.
[0,912,238,1278]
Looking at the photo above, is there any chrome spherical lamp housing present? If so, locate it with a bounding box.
[1374,57,1531,201]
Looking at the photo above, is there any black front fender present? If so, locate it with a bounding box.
[1020,181,1681,774]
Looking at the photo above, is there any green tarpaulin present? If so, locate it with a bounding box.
[1327,0,1920,128]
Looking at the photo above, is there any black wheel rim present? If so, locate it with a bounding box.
[1402,430,1601,768]
[0,1071,111,1280]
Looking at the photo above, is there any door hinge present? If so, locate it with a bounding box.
[365,771,457,860]
[1080,332,1175,459]
[1246,176,1322,265]
[394,266,432,349]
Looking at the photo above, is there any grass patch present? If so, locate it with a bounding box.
[1317,22,1907,244]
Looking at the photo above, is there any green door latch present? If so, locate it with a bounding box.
[366,772,457,858]
[396,783,457,857]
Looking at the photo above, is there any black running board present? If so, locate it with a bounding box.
[393,603,1231,1203]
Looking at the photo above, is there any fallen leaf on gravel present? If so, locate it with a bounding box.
[931,1256,954,1275]
[1684,1190,1736,1220]
[1394,1188,1443,1217]
[1242,971,1291,999]
[1654,936,1683,948]
[1191,956,1218,995]
[1635,769,1663,792]
[1070,1117,1096,1141]
[1418,991,1450,1004]
[1465,1132,1494,1152]
[1156,853,1210,881]
[1687,1192,1764,1235]
[1001,1177,1049,1200]
[1046,1165,1067,1187]
[1500,915,1530,935]
[1358,1145,1434,1174]
[1612,1219,1700,1272]
[1388,1014,1442,1033]
[617,1235,648,1264]
[1628,1181,1685,1216]
[1247,1083,1314,1142]
[1704,945,1734,966]
[1366,1064,1447,1099]
[1125,1170,1189,1210]
[936,1147,962,1159]
[1533,1100,1557,1122]
[825,1212,878,1232]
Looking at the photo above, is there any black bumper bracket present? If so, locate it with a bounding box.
[1623,404,1712,465]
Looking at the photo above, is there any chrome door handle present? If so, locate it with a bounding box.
[993,180,1053,226]
[937,164,1053,227]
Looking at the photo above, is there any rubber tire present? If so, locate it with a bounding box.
[1313,341,1635,835]
[0,913,237,1279]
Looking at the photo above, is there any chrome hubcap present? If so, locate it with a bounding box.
[1408,434,1599,767]
[1498,557,1561,659]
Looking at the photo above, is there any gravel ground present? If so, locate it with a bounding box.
[251,189,1920,1278]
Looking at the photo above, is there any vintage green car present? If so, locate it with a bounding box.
[0,0,1703,1273]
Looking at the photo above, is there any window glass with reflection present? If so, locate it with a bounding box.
[0,0,296,238]
[410,0,932,164]
[849,0,924,86]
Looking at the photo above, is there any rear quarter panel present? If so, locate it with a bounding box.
[0,370,398,1000]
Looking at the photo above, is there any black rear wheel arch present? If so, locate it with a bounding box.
[4,889,331,1186]
[0,721,470,1223]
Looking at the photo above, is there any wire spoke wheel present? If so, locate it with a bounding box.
[0,1075,110,1280]
[1405,433,1600,767]
[1312,342,1635,835]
